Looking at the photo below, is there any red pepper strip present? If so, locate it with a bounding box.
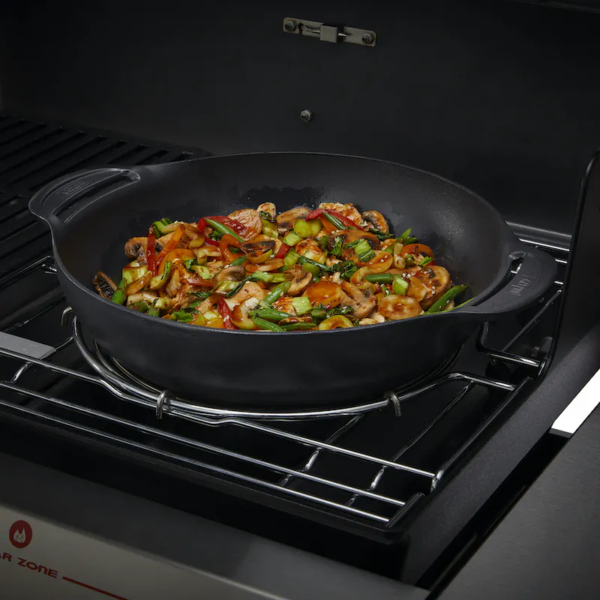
[218,297,237,329]
[196,218,219,246]
[156,224,185,264]
[274,243,290,259]
[306,208,359,229]
[198,216,247,245]
[219,234,245,263]
[146,228,157,275]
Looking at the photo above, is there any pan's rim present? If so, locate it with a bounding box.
[49,151,517,334]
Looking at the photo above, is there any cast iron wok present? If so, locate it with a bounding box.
[29,153,556,410]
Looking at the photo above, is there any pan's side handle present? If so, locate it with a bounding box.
[459,245,557,318]
[29,168,140,233]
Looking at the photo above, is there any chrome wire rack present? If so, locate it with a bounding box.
[0,249,564,525]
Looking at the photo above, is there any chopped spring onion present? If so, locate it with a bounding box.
[368,228,395,241]
[280,322,317,331]
[148,261,172,290]
[261,218,279,239]
[294,218,322,238]
[331,236,344,258]
[183,258,198,270]
[284,248,300,266]
[283,231,302,246]
[365,273,394,284]
[122,264,149,285]
[419,256,434,267]
[398,228,412,243]
[111,278,127,305]
[152,217,172,237]
[254,308,294,322]
[204,218,244,243]
[322,212,346,230]
[426,285,469,314]
[291,296,312,315]
[252,315,285,332]
[172,310,195,322]
[392,276,409,295]
[264,281,292,305]
[215,280,240,295]
[190,264,212,279]
[297,255,333,272]
[301,263,321,277]
[230,255,247,266]
[259,210,275,222]
[317,235,328,251]
[250,271,289,283]
[310,308,328,322]
[147,305,161,317]
[130,301,149,313]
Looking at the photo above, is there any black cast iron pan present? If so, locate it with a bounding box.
[29,153,556,410]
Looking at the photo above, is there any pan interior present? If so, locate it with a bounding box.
[54,153,512,302]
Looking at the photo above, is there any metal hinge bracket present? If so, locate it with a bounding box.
[283,18,376,47]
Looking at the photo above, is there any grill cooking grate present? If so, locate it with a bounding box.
[0,253,564,526]
[0,112,204,278]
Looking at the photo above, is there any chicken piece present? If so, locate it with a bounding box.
[207,261,224,275]
[257,202,277,220]
[228,208,262,241]
[166,263,186,297]
[272,296,297,315]
[319,202,369,229]
[295,239,327,264]
[229,282,267,305]
[358,313,386,326]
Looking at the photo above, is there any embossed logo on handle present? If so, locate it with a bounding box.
[510,277,532,296]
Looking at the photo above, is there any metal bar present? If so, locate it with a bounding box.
[346,385,474,506]
[0,255,54,289]
[0,398,391,523]
[10,337,74,383]
[0,382,406,509]
[278,415,365,487]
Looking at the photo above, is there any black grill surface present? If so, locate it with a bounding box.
[0,112,206,278]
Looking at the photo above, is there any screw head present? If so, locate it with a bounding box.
[284,20,297,32]
[300,110,313,123]
[362,33,374,45]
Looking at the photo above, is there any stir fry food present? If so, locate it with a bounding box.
[93,203,467,331]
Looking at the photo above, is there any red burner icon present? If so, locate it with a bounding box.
[9,520,33,549]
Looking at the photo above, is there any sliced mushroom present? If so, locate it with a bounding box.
[304,281,345,309]
[93,272,117,299]
[286,267,313,296]
[340,281,377,319]
[276,206,311,235]
[362,210,389,233]
[257,202,277,220]
[379,295,422,320]
[213,265,246,285]
[124,237,148,262]
[415,266,451,309]
[242,237,276,260]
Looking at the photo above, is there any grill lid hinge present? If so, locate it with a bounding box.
[283,18,376,47]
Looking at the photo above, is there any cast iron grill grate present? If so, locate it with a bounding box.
[0,112,205,277]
